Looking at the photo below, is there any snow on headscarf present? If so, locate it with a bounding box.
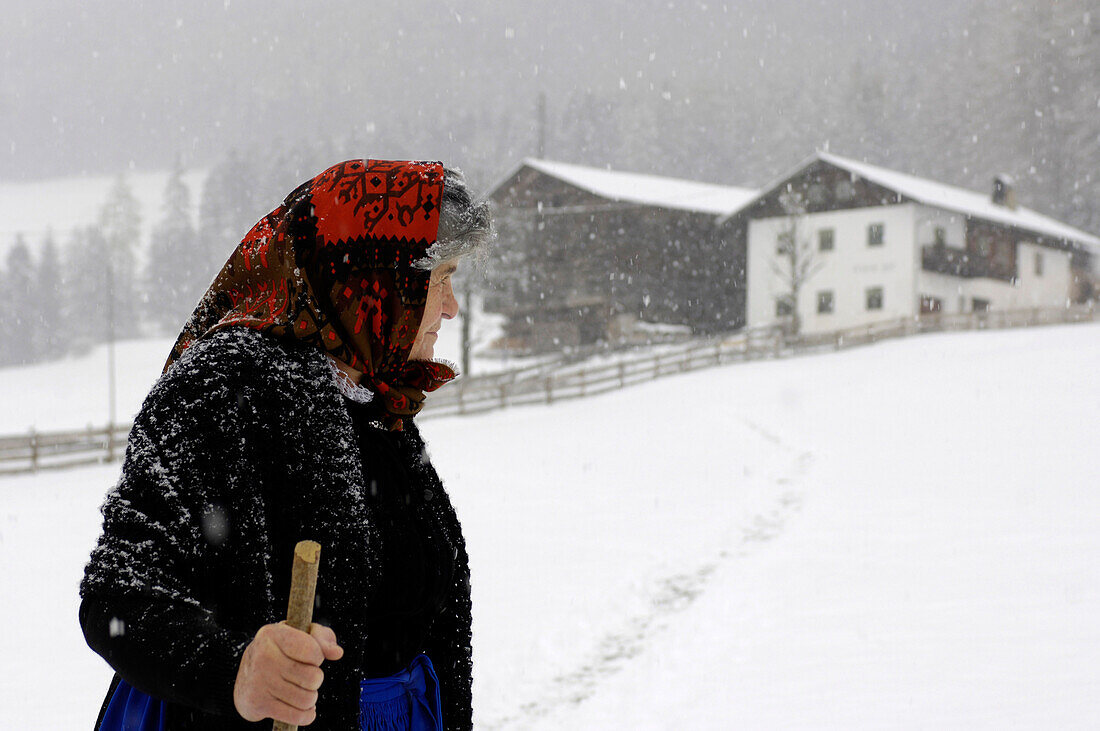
[164,159,456,428]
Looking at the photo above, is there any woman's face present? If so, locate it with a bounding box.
[409,259,460,361]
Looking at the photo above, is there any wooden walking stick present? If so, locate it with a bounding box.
[273,540,322,731]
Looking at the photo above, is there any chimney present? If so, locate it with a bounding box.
[992,174,1018,210]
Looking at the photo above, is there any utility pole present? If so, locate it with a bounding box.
[461,283,472,376]
[105,257,117,461]
[536,92,547,159]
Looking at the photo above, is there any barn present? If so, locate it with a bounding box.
[486,158,757,352]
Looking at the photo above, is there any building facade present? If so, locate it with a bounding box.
[728,152,1098,336]
[487,158,757,351]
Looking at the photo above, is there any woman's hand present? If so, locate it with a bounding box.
[233,622,344,725]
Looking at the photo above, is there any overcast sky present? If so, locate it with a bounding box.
[2,0,977,183]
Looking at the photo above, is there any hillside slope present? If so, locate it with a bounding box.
[1,323,1097,729]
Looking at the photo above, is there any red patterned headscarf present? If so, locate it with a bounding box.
[165,159,457,427]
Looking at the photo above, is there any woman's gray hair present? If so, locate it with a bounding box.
[414,166,494,270]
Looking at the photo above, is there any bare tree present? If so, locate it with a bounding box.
[770,192,824,339]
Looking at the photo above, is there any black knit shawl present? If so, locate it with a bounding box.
[80,327,472,730]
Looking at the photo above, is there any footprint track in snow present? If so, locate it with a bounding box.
[488,423,814,729]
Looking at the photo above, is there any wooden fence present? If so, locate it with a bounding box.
[2,303,1096,475]
[0,423,131,475]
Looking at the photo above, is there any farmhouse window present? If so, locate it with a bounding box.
[976,235,994,258]
[866,287,884,310]
[934,227,946,247]
[1034,252,1043,276]
[776,296,793,316]
[835,180,855,201]
[920,295,942,314]
[817,290,834,314]
[972,298,991,312]
[818,228,835,251]
[868,223,885,247]
[808,183,827,205]
[992,240,1014,274]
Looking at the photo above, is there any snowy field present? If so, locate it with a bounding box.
[1,323,1098,729]
[0,169,206,260]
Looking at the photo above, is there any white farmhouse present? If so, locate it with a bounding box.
[721,152,1100,336]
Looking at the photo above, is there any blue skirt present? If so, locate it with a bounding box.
[359,654,443,731]
[98,678,166,731]
[97,655,442,730]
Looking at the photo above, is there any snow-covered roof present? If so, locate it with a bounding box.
[507,158,758,216]
[763,151,1100,250]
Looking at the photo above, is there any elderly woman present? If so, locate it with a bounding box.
[80,159,491,730]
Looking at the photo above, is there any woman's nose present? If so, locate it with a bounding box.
[441,282,459,320]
